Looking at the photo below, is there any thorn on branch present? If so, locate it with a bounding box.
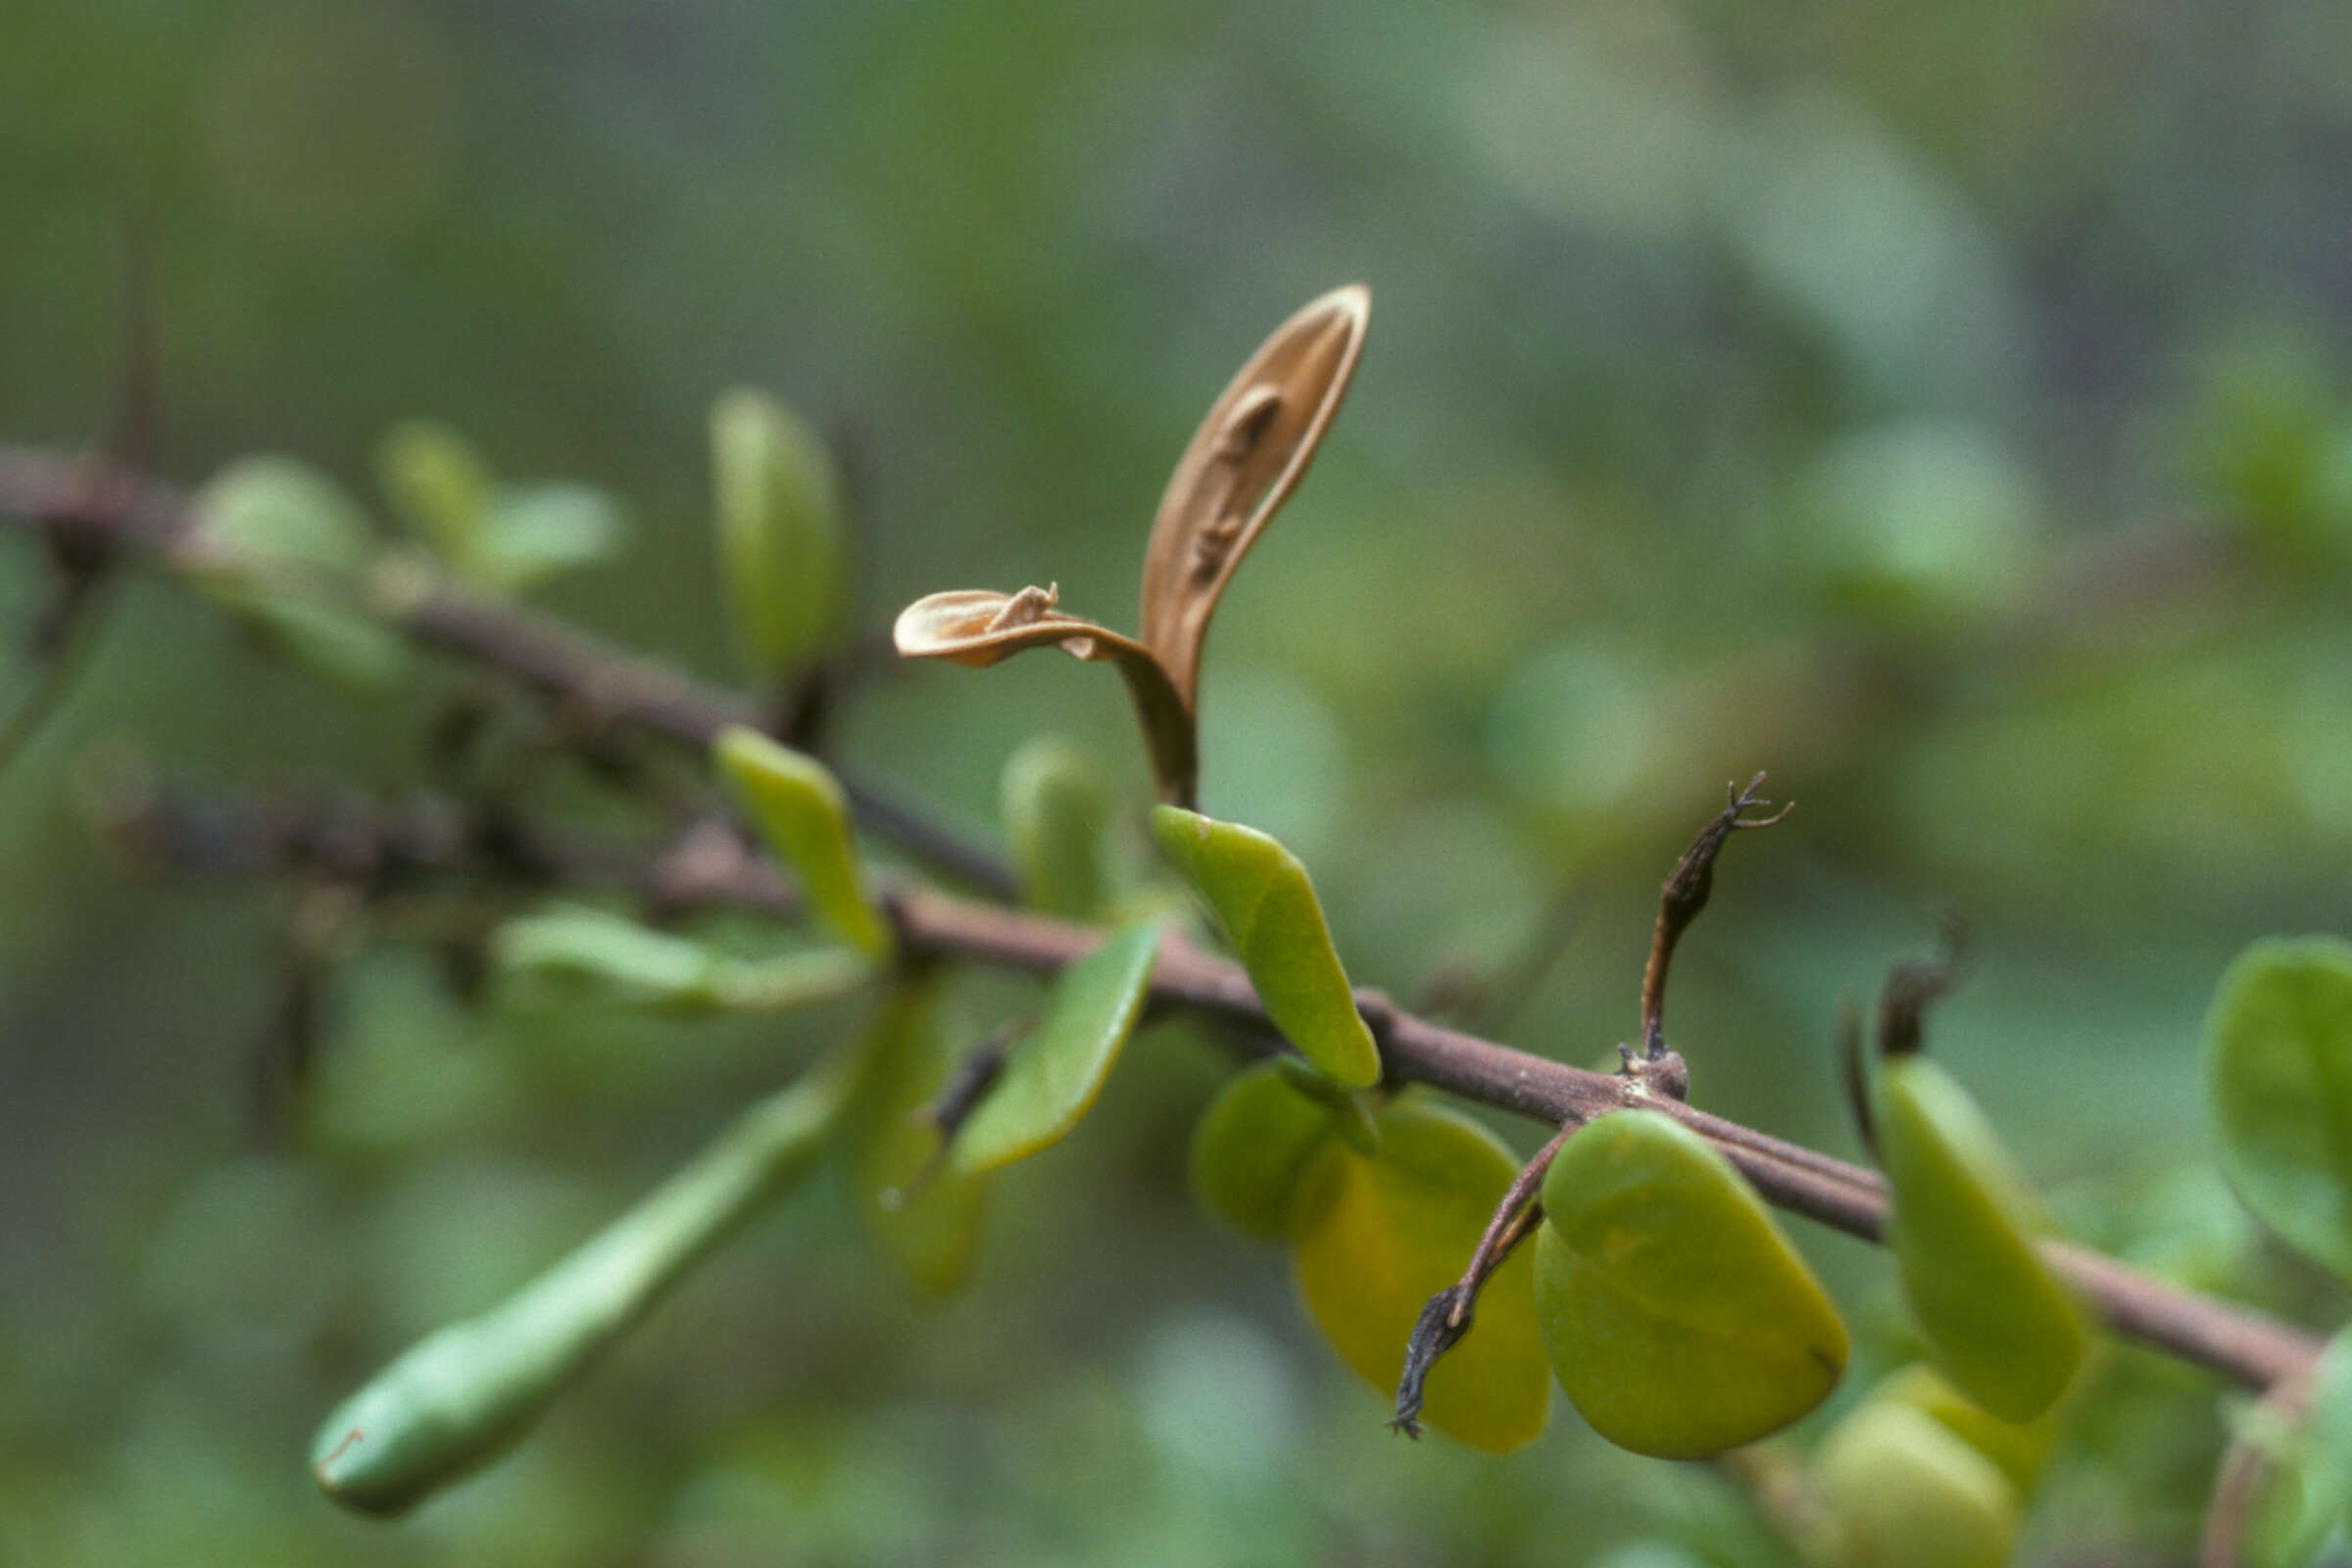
[883,1015,1028,1210]
[1638,773,1791,1067]
[1393,1123,1571,1436]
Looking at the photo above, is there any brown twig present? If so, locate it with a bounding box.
[6,448,2327,1396]
[1640,773,1790,1063]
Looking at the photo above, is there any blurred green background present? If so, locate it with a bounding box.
[6,1,2352,1562]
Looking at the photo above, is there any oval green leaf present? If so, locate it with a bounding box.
[711,387,847,683]
[1868,1362,2063,1498]
[1291,1095,1550,1452]
[1875,1056,2086,1422]
[1534,1108,1848,1459]
[376,418,492,565]
[1812,1400,2020,1568]
[1149,805,1379,1088]
[1190,1059,1344,1240]
[842,983,987,1298]
[951,921,1159,1176]
[714,725,888,957]
[190,458,413,693]
[2204,936,2352,1285]
[473,482,627,591]
[311,1049,858,1515]
[1001,735,1109,919]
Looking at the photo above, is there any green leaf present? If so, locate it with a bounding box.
[376,418,492,564]
[1534,1108,1848,1459]
[1874,1056,2086,1422]
[1811,1400,2020,1568]
[472,482,628,591]
[493,904,872,1013]
[189,458,413,693]
[842,982,987,1298]
[1190,1059,1345,1240]
[711,387,847,682]
[1001,735,1109,919]
[310,1049,858,1515]
[1149,805,1380,1088]
[2244,1327,2352,1564]
[951,921,1159,1176]
[1290,1095,1550,1452]
[1867,1363,2063,1498]
[714,725,888,957]
[2204,937,2352,1284]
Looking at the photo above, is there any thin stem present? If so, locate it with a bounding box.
[1641,773,1790,1061]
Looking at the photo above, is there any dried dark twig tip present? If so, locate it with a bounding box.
[1876,920,1965,1059]
[1639,773,1792,1062]
[1392,1121,1572,1434]
[887,1015,1031,1210]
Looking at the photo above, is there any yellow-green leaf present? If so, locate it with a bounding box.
[1875,1056,2086,1422]
[1291,1095,1550,1452]
[1190,1059,1343,1241]
[472,482,627,591]
[951,921,1159,1176]
[493,904,872,1014]
[2203,937,2352,1285]
[311,1048,858,1515]
[711,387,846,682]
[714,725,888,957]
[376,418,492,565]
[842,983,986,1298]
[1812,1400,2020,1568]
[195,456,375,575]
[1534,1108,1848,1458]
[1001,735,1109,919]
[1149,805,1379,1088]
[1868,1362,2065,1498]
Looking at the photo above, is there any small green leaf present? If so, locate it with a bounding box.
[311,1049,858,1515]
[1291,1095,1550,1452]
[714,725,888,956]
[195,456,376,574]
[1812,1400,2020,1568]
[1272,1055,1381,1153]
[190,458,413,693]
[1190,1060,1345,1240]
[1001,735,1109,919]
[1534,1108,1848,1459]
[376,419,492,564]
[2243,1327,2352,1564]
[1867,1363,2063,1498]
[1875,1056,2086,1422]
[1149,805,1379,1088]
[842,982,987,1298]
[711,387,847,683]
[472,482,628,591]
[2204,937,2352,1284]
[952,921,1159,1176]
[494,904,871,1013]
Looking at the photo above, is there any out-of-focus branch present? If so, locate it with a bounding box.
[0,447,1017,900]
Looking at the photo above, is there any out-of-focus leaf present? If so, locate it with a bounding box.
[190,457,414,692]
[951,920,1158,1177]
[1272,1056,1380,1154]
[1875,1056,2086,1421]
[1001,735,1109,919]
[1811,1400,2020,1568]
[1191,1060,1339,1241]
[1867,1363,2064,1497]
[376,418,492,564]
[472,482,627,590]
[493,904,872,1013]
[842,982,986,1298]
[1533,1109,1847,1458]
[711,387,846,683]
[2204,937,2352,1285]
[311,1047,858,1515]
[1291,1094,1549,1452]
[1149,805,1379,1088]
[714,725,888,956]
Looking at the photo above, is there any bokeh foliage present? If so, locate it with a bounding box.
[6,0,2352,1561]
